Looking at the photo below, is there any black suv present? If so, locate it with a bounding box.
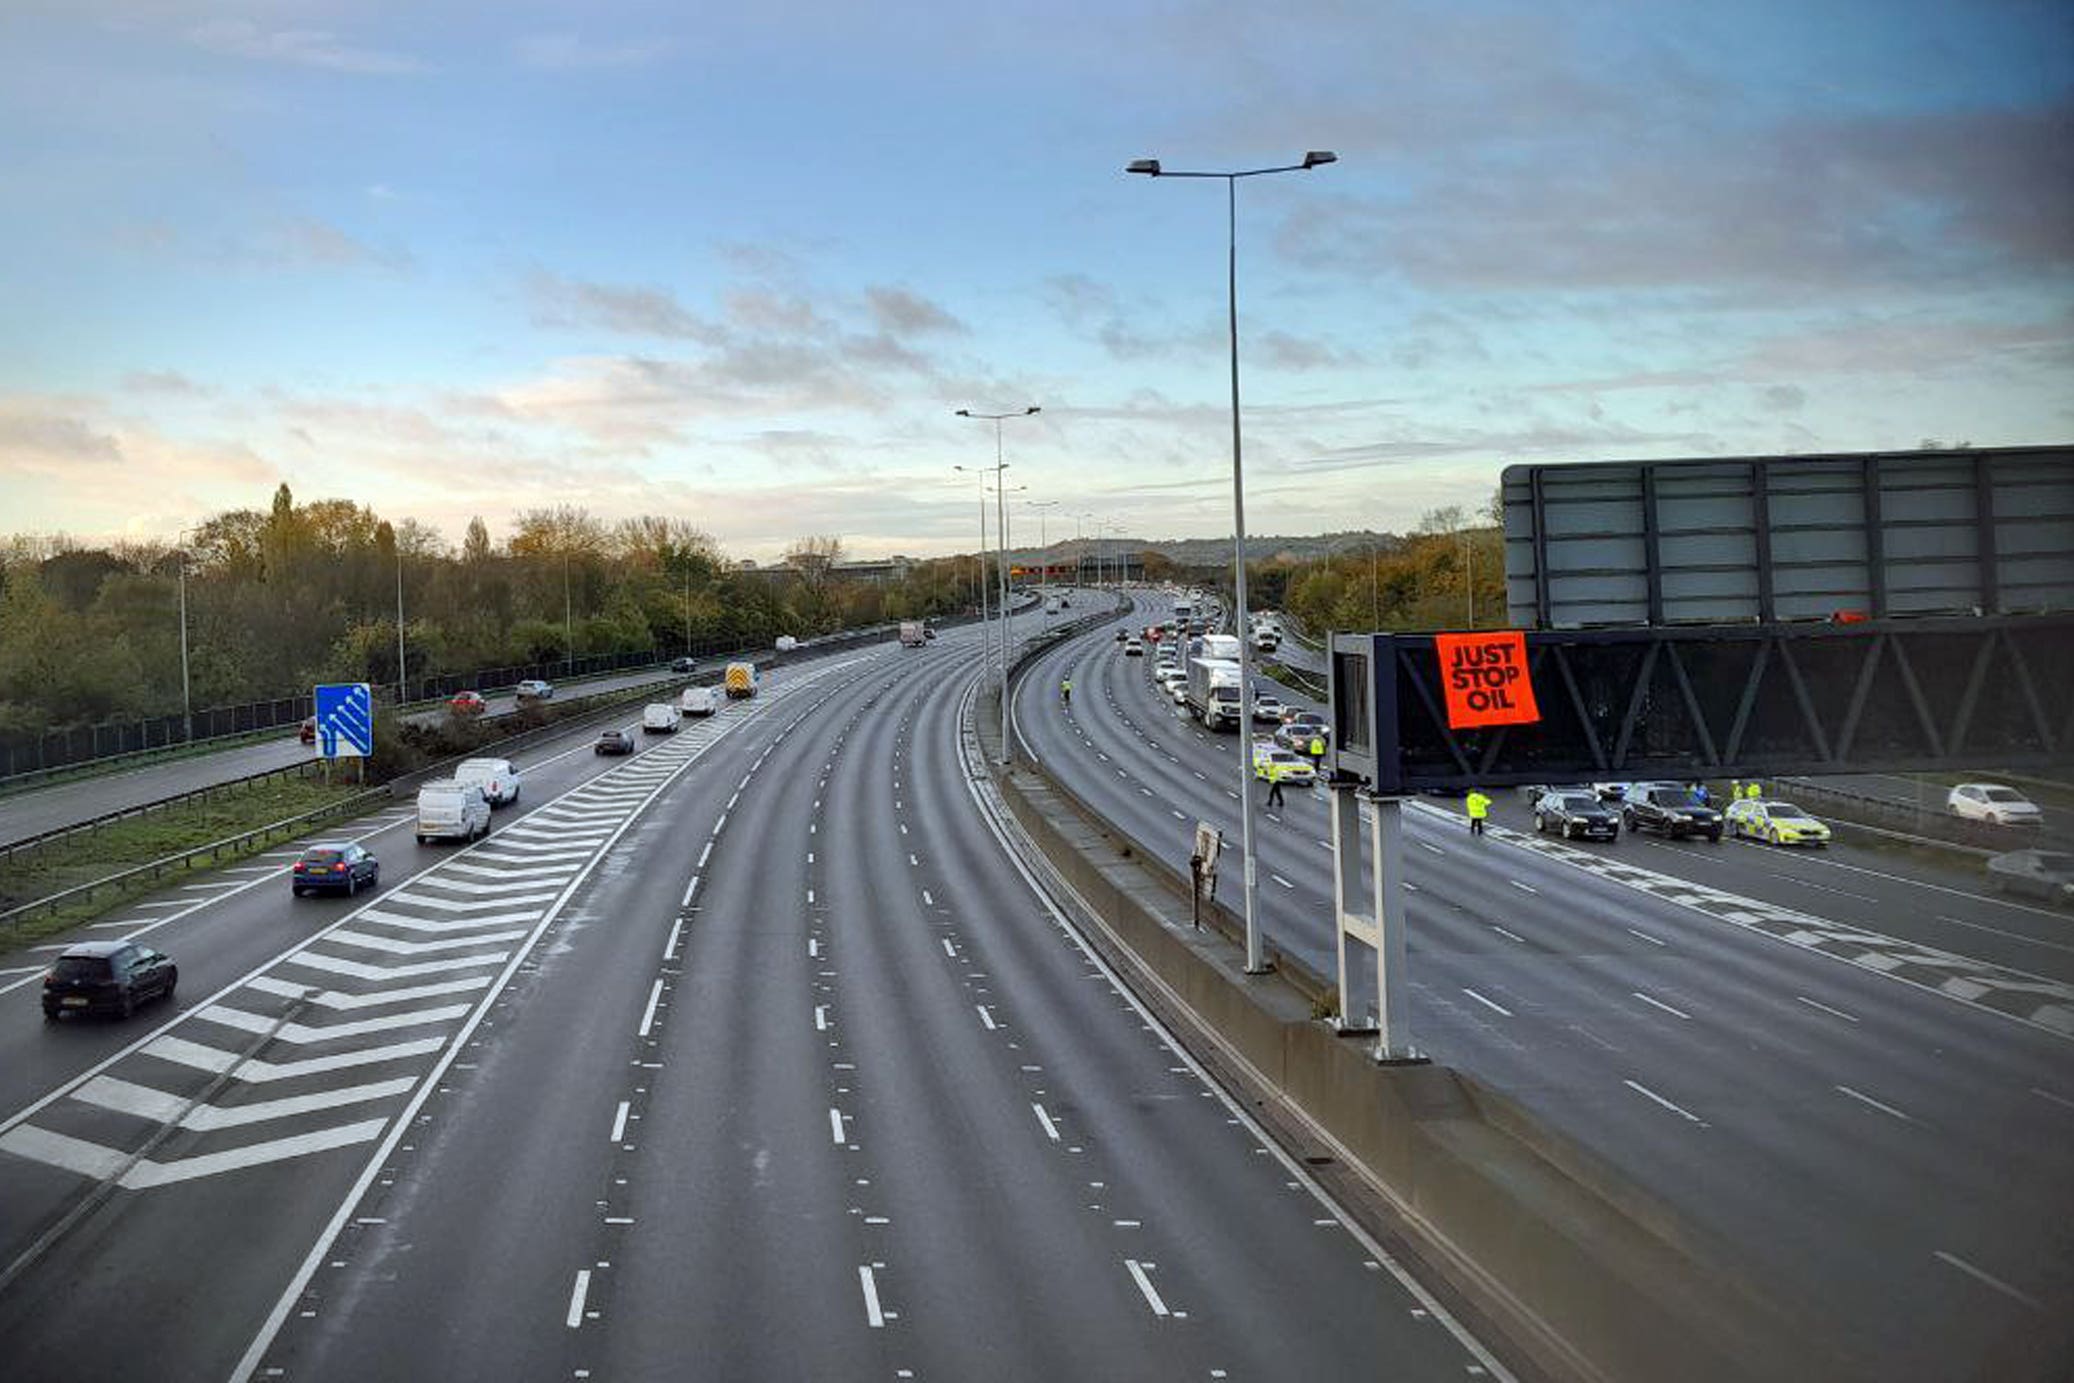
[43,940,178,1021]
[1534,791,1620,841]
[1624,786,1724,841]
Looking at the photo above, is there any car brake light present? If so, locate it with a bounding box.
[334,864,347,872]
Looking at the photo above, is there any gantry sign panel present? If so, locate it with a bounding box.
[1501,445,2074,630]
[1329,617,2074,794]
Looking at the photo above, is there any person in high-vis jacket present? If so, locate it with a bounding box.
[1061,676,1072,705]
[1466,788,1492,836]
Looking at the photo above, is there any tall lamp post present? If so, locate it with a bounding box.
[1026,499,1060,611]
[395,547,408,705]
[175,530,195,743]
[953,464,999,729]
[957,406,1040,764]
[1128,147,1337,974]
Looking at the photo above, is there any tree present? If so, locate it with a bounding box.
[782,535,844,590]
[462,517,494,564]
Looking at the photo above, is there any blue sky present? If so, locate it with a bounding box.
[3,0,2069,560]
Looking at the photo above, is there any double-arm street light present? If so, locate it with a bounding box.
[957,406,1040,764]
[1128,148,1338,975]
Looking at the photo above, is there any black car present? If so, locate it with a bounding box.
[670,656,696,672]
[43,940,178,1021]
[1623,786,1724,841]
[1534,791,1621,841]
[292,843,379,897]
[1984,850,2074,907]
[596,729,636,755]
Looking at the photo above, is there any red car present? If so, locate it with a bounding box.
[299,716,317,744]
[449,690,487,717]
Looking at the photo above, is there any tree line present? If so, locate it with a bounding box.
[1236,504,1508,636]
[0,485,982,736]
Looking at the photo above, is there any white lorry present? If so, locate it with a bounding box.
[900,620,927,648]
[1185,657,1245,730]
[1199,633,1242,663]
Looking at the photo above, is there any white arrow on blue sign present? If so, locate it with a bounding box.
[313,683,374,759]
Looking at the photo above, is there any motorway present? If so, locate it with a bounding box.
[0,606,1503,1381]
[1016,596,2074,1381]
[0,664,703,850]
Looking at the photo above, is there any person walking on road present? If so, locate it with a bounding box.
[1265,772,1286,810]
[1466,788,1492,837]
[1061,674,1072,706]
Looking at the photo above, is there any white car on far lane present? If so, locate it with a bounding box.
[1947,783,2043,827]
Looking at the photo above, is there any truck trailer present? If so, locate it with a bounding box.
[1185,657,1244,730]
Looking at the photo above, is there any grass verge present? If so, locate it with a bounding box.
[0,778,379,955]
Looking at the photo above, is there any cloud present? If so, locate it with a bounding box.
[1761,385,1806,413]
[865,287,966,338]
[187,20,430,76]
[528,271,720,341]
[513,34,673,70]
[1255,330,1365,372]
[122,370,210,396]
[275,217,409,270]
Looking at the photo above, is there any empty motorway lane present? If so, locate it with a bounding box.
[0,614,1504,1382]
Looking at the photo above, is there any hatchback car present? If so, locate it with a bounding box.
[298,716,317,744]
[1724,799,1831,847]
[449,690,488,717]
[671,656,697,673]
[1947,783,2043,827]
[1253,693,1286,724]
[514,678,554,701]
[596,729,636,755]
[43,941,178,1021]
[292,843,380,896]
[1123,638,1144,657]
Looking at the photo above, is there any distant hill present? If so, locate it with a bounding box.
[1006,531,1403,568]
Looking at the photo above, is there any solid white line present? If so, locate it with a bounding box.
[1508,879,1538,895]
[1933,913,2074,956]
[566,1269,592,1328]
[637,980,663,1038]
[1461,988,1512,1017]
[1032,1103,1060,1141]
[829,1108,846,1144]
[610,1101,629,1142]
[680,874,700,907]
[1630,991,1691,1020]
[1623,1078,1707,1126]
[1795,995,1859,1023]
[663,917,684,962]
[1933,1250,2042,1309]
[1491,925,1526,944]
[1124,1259,1170,1317]
[1627,927,1666,946]
[713,812,728,834]
[696,841,712,868]
[976,1005,997,1031]
[858,1265,885,1328]
[2031,1086,2074,1113]
[1835,1084,1914,1123]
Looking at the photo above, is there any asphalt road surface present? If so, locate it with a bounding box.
[0,604,1503,1381]
[1014,596,2074,1382]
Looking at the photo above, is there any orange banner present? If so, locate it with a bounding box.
[1434,630,1541,729]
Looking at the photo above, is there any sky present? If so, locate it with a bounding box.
[2,0,2070,563]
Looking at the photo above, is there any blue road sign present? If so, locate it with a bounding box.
[313,683,374,759]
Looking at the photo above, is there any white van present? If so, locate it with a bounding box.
[679,686,720,717]
[416,779,491,844]
[774,635,799,652]
[453,756,521,806]
[642,702,682,733]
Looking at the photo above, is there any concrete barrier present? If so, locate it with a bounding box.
[983,677,1858,1383]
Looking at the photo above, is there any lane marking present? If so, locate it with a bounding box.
[1270,874,1294,890]
[815,1006,828,1032]
[1623,1079,1707,1126]
[858,1265,886,1328]
[566,1269,591,1328]
[1508,880,1538,895]
[1933,1250,2042,1310]
[829,1108,846,1144]
[1491,926,1526,944]
[2031,1086,2074,1113]
[1630,991,1691,1021]
[1032,1103,1060,1142]
[637,980,663,1038]
[976,1005,997,1031]
[1835,1084,1914,1123]
[1795,995,1859,1023]
[610,1101,629,1142]
[1933,913,2074,957]
[1125,1259,1170,1317]
[1418,842,1445,856]
[1461,988,1512,1017]
[1627,928,1666,946]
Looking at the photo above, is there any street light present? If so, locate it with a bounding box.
[1128,147,1338,975]
[1026,500,1060,611]
[957,406,1040,764]
[953,463,1000,730]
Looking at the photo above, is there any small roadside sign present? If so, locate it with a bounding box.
[313,683,374,759]
[1433,630,1540,729]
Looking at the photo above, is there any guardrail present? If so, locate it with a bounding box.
[1778,776,2067,854]
[0,785,393,941]
[0,621,922,939]
[1,758,332,865]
